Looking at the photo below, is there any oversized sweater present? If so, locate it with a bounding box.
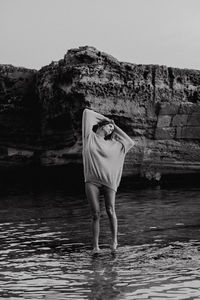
[82,109,134,191]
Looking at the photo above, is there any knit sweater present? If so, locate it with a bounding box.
[82,109,134,191]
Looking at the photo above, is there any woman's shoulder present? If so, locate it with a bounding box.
[110,137,122,146]
[112,137,125,150]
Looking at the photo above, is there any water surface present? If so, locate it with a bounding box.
[0,182,200,299]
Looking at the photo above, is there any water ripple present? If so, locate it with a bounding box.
[0,187,200,299]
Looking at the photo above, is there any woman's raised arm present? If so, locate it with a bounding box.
[114,124,134,153]
[82,108,110,140]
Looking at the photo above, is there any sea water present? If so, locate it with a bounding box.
[0,180,200,299]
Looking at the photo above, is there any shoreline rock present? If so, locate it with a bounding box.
[1,46,200,182]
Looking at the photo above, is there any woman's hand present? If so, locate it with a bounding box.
[108,118,115,125]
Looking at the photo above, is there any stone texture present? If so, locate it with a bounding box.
[155,128,175,140]
[172,115,188,127]
[157,115,171,128]
[155,102,200,141]
[181,127,200,139]
[0,65,39,145]
[1,46,200,180]
[187,114,200,126]
[159,103,180,115]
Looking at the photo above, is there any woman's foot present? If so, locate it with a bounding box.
[92,247,100,255]
[110,241,118,253]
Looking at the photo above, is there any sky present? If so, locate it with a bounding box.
[1,0,200,70]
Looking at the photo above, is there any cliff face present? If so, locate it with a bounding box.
[0,65,41,167]
[1,46,200,180]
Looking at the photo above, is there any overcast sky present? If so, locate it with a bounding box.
[1,0,200,70]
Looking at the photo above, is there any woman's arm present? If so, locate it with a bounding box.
[82,108,110,140]
[114,124,134,153]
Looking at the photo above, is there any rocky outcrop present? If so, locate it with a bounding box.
[1,46,200,181]
[0,65,41,167]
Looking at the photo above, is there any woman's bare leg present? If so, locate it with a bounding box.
[85,182,101,252]
[103,187,118,251]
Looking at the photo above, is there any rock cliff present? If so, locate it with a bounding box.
[1,46,200,182]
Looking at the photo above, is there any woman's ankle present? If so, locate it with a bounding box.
[92,246,100,254]
[111,240,118,250]
[93,244,100,250]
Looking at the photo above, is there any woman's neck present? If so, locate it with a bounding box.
[96,128,105,138]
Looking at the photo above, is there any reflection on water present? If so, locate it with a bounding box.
[0,183,200,299]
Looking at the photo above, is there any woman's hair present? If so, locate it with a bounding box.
[93,119,115,140]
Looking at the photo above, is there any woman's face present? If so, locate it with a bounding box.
[102,123,114,136]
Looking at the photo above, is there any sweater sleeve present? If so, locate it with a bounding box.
[82,108,110,140]
[114,124,134,154]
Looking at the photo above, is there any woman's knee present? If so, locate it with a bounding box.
[91,210,101,221]
[106,206,116,218]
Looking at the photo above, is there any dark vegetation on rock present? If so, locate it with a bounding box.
[1,46,200,183]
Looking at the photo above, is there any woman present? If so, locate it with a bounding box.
[82,108,134,254]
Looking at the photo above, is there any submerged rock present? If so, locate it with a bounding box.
[1,46,200,181]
